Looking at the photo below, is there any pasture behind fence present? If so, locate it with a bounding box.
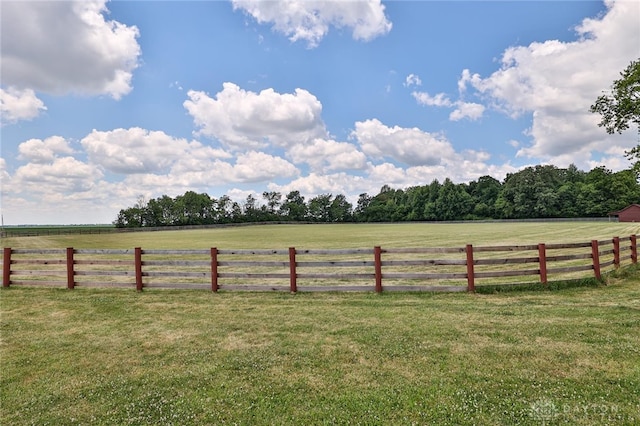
[1,235,637,292]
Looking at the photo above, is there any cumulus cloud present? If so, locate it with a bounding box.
[120,151,298,192]
[81,128,232,174]
[184,83,327,150]
[79,127,295,193]
[0,87,47,124]
[272,172,368,201]
[231,0,392,48]
[449,102,485,121]
[352,118,456,166]
[226,151,299,182]
[412,91,485,121]
[288,138,367,172]
[1,0,140,99]
[13,156,101,194]
[18,136,75,163]
[461,0,640,163]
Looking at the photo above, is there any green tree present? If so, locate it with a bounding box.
[590,59,640,172]
[262,191,282,220]
[308,194,333,222]
[280,191,308,221]
[432,179,473,221]
[242,194,260,222]
[353,193,371,222]
[329,194,353,222]
[467,175,502,219]
[174,191,215,225]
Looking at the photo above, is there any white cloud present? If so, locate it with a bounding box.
[272,172,368,201]
[229,151,299,182]
[288,138,367,172]
[231,0,392,48]
[18,136,75,163]
[119,151,297,193]
[412,91,452,107]
[352,118,456,166]
[404,74,422,87]
[81,128,232,174]
[0,87,47,124]
[412,91,485,121]
[12,156,102,194]
[0,0,140,99]
[184,83,327,151]
[449,102,485,121]
[464,0,640,163]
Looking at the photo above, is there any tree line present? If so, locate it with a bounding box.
[114,164,639,227]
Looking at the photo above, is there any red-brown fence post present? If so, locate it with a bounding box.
[210,247,218,292]
[466,244,475,292]
[66,247,75,290]
[538,243,548,285]
[2,247,11,287]
[374,246,383,293]
[135,247,143,291]
[289,247,297,293]
[591,240,601,280]
[613,237,620,269]
[631,235,637,264]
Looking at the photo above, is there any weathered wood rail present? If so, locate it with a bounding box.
[1,235,637,292]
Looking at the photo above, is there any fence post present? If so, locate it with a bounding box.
[538,243,548,285]
[135,247,143,291]
[591,240,601,280]
[2,247,11,287]
[613,237,620,269]
[466,244,475,292]
[66,247,75,290]
[374,246,383,293]
[210,248,218,292]
[631,235,637,264]
[289,247,297,293]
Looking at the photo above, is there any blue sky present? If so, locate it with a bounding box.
[1,0,639,225]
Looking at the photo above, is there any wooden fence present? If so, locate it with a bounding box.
[1,235,637,292]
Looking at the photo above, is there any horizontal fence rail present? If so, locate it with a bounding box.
[1,235,637,293]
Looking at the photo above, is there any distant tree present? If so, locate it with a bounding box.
[353,193,372,222]
[405,185,430,221]
[262,191,282,220]
[364,186,398,222]
[280,191,308,221]
[329,194,353,222]
[467,175,502,219]
[308,194,333,222]
[216,195,234,223]
[422,180,442,220]
[242,194,260,222]
[590,59,640,172]
[174,191,214,225]
[433,179,473,221]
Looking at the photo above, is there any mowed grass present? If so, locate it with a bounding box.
[1,222,640,424]
[2,221,639,250]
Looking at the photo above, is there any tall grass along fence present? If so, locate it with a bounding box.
[2,235,637,293]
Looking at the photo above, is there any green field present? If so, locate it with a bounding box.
[3,221,639,250]
[1,223,640,424]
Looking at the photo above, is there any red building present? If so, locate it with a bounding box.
[609,204,640,222]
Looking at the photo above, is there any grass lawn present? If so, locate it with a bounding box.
[1,266,639,425]
[1,223,639,424]
[2,221,639,250]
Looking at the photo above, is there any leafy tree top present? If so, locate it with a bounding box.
[590,58,640,135]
